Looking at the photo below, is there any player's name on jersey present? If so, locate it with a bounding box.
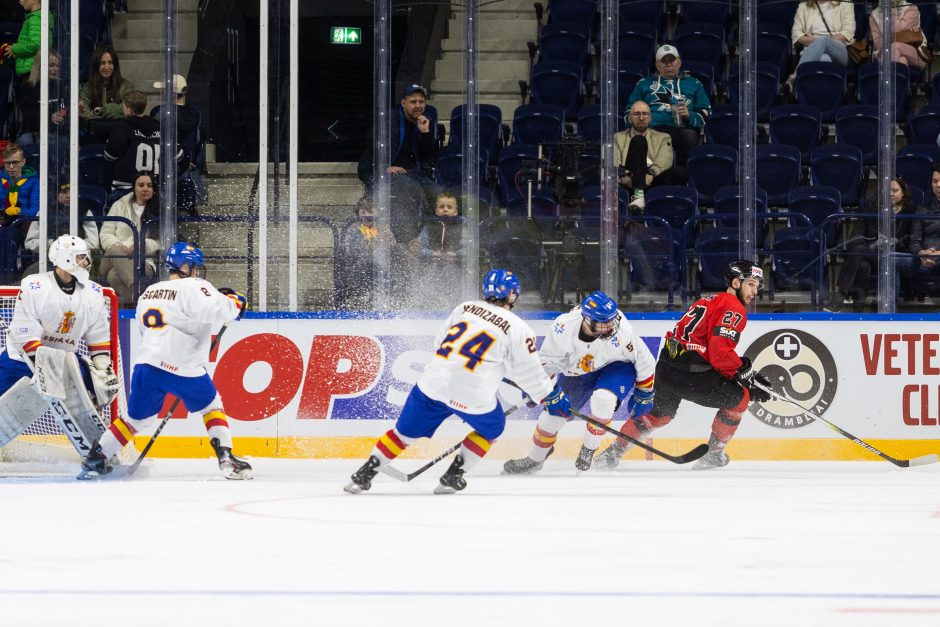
[140,287,179,301]
[462,304,512,334]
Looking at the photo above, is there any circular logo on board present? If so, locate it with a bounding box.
[743,329,839,429]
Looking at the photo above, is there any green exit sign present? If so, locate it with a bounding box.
[331,27,362,45]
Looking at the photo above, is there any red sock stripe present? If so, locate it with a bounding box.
[375,440,397,460]
[635,375,654,389]
[205,417,228,430]
[385,430,405,450]
[110,423,130,446]
[532,426,557,448]
[587,416,610,435]
[463,433,490,457]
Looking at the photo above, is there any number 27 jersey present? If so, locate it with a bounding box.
[417,300,555,414]
[666,291,747,379]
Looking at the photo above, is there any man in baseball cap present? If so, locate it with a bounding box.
[402,83,429,99]
[626,43,711,166]
[153,74,188,95]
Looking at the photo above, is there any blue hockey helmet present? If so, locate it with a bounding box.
[165,242,206,278]
[580,291,620,338]
[482,269,521,303]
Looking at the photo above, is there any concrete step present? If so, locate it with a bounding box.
[434,57,530,81]
[124,19,198,42]
[431,78,523,96]
[446,18,539,41]
[451,0,539,13]
[117,37,198,54]
[125,0,199,12]
[441,39,529,54]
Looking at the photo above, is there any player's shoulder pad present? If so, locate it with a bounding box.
[552,309,581,335]
[20,273,47,292]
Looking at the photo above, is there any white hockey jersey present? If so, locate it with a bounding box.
[418,300,556,414]
[5,273,112,362]
[134,277,240,377]
[539,308,656,388]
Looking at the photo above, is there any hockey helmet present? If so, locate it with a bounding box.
[580,291,620,338]
[482,269,521,302]
[48,234,91,284]
[725,259,764,289]
[165,242,206,278]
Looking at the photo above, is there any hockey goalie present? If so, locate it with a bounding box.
[0,235,119,461]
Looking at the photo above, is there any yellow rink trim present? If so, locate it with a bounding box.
[127,436,940,462]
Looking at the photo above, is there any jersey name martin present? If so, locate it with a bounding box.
[462,303,512,334]
[141,288,178,301]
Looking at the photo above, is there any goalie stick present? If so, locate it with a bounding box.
[501,379,709,464]
[752,380,940,468]
[127,323,231,476]
[378,405,520,482]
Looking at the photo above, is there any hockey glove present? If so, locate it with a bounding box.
[541,383,571,418]
[219,287,249,319]
[627,386,655,418]
[87,354,120,405]
[748,371,774,404]
[733,357,756,386]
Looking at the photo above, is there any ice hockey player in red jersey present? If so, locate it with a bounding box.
[594,259,772,470]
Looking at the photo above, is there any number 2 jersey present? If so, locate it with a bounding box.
[664,291,747,378]
[539,308,656,389]
[134,277,240,377]
[5,273,111,363]
[418,300,556,414]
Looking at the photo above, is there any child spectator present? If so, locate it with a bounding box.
[418,191,464,258]
[98,171,160,306]
[79,45,135,143]
[338,194,400,309]
[0,143,38,227]
[1,0,51,80]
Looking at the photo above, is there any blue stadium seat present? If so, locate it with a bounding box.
[713,186,769,233]
[795,61,846,121]
[622,224,679,298]
[643,185,699,232]
[434,148,489,190]
[771,226,819,291]
[756,0,800,36]
[857,62,910,119]
[529,60,582,119]
[497,144,540,204]
[448,104,503,164]
[912,0,937,47]
[619,0,666,28]
[549,0,598,30]
[695,227,741,292]
[680,0,731,29]
[576,104,602,142]
[78,144,114,190]
[834,105,879,165]
[810,145,863,207]
[756,144,803,206]
[703,106,739,147]
[909,107,940,145]
[674,23,725,72]
[512,103,566,145]
[896,145,940,196]
[769,104,822,162]
[79,184,109,217]
[506,187,558,219]
[757,30,791,75]
[619,62,649,108]
[729,61,780,122]
[687,144,737,206]
[682,59,716,98]
[618,23,657,69]
[539,22,591,66]
[788,185,842,248]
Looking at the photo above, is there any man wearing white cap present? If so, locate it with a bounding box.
[627,44,711,166]
[151,74,199,149]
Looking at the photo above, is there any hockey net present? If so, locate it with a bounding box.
[0,286,129,464]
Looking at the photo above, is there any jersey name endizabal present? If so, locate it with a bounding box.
[135,277,239,377]
[6,273,111,361]
[418,300,555,414]
[539,308,657,386]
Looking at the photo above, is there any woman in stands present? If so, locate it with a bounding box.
[98,171,160,307]
[16,50,65,146]
[791,0,856,68]
[869,0,929,69]
[79,45,135,143]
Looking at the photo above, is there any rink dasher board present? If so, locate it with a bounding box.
[113,312,940,460]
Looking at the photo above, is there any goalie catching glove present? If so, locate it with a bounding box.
[218,287,249,319]
[734,357,773,404]
[85,354,120,406]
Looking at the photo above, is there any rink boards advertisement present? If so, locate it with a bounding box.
[121,314,940,461]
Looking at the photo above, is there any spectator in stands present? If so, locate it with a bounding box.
[104,90,185,196]
[338,193,400,310]
[830,176,917,311]
[791,0,855,71]
[22,182,99,276]
[15,49,65,145]
[907,165,940,300]
[418,191,463,258]
[357,84,439,242]
[627,45,710,167]
[79,45,135,143]
[869,0,929,69]
[614,100,689,211]
[151,74,199,147]
[98,171,160,306]
[152,73,207,212]
[0,143,38,230]
[1,0,49,81]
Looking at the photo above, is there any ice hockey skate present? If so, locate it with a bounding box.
[210,438,253,480]
[593,441,627,470]
[502,446,554,474]
[434,454,467,494]
[575,445,596,471]
[693,436,730,470]
[345,455,381,493]
[76,442,113,480]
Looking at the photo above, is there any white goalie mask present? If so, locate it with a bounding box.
[48,235,91,284]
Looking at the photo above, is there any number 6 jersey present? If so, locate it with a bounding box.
[135,277,240,377]
[418,300,556,414]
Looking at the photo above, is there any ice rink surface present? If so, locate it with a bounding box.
[1,457,938,627]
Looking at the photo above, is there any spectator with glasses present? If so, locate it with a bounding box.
[614,100,689,211]
[0,143,39,228]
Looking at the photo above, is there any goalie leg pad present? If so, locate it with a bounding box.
[0,377,50,446]
[33,345,71,400]
[50,353,108,456]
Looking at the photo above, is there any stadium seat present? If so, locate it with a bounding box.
[769,104,822,162]
[78,144,114,190]
[448,104,503,163]
[619,63,649,107]
[810,145,864,207]
[757,30,791,75]
[512,103,566,145]
[680,0,731,29]
[497,144,540,204]
[756,0,800,36]
[529,60,582,119]
[576,104,602,142]
[687,144,737,206]
[538,22,591,67]
[771,226,819,292]
[857,62,910,119]
[713,186,770,239]
[695,227,741,292]
[434,148,489,190]
[674,23,725,72]
[703,106,739,148]
[895,146,938,196]
[909,107,940,145]
[834,105,879,165]
[506,187,558,219]
[729,62,781,122]
[788,185,842,248]
[795,61,846,121]
[622,224,679,299]
[756,144,803,206]
[643,185,699,232]
[682,59,716,98]
[78,184,109,217]
[618,23,657,69]
[548,0,598,30]
[619,0,666,28]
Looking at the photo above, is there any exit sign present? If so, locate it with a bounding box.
[331,27,362,45]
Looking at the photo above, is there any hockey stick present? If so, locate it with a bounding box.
[752,380,939,468]
[378,405,520,482]
[127,323,231,475]
[501,379,709,464]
